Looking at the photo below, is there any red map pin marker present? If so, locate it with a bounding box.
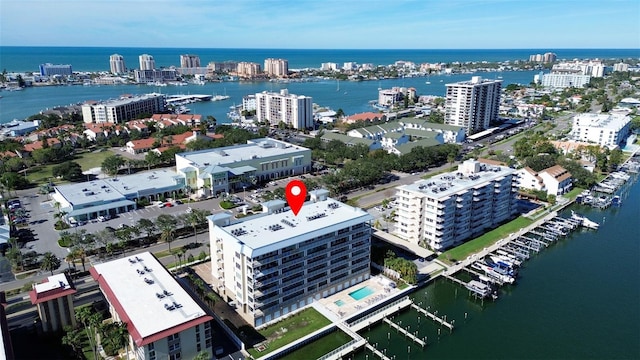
[285,180,307,216]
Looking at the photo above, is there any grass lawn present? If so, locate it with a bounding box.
[278,330,352,360]
[73,150,114,170]
[247,307,331,359]
[438,216,534,264]
[26,150,114,185]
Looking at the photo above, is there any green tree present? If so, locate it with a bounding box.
[185,208,211,244]
[156,214,178,251]
[52,161,84,181]
[101,155,125,176]
[62,326,83,357]
[137,218,157,240]
[40,252,61,275]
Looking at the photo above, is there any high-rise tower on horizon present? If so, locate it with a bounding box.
[109,54,126,74]
[139,54,155,70]
[180,54,200,68]
[444,76,502,134]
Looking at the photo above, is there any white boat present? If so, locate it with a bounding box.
[465,280,494,299]
[570,211,599,230]
[212,94,230,101]
[212,88,230,101]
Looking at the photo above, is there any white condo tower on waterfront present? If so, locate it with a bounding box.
[139,54,155,70]
[109,54,126,74]
[444,76,502,134]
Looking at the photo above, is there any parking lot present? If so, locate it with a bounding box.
[7,189,228,260]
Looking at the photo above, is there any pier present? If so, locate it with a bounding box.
[364,343,392,360]
[410,303,454,331]
[383,318,426,347]
[348,297,413,332]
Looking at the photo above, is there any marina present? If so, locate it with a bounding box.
[320,157,640,359]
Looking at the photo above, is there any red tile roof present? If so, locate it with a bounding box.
[346,112,384,122]
[23,138,61,152]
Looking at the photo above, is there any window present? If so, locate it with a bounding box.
[169,353,181,360]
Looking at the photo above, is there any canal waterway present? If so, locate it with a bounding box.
[351,176,640,359]
[1,70,539,124]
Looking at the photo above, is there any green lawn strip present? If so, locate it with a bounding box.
[25,151,114,184]
[247,307,331,358]
[153,245,187,259]
[278,330,353,360]
[73,150,114,170]
[438,216,534,264]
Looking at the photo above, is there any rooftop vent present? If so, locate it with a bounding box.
[307,213,327,221]
[327,202,340,210]
[268,224,284,231]
[281,219,296,227]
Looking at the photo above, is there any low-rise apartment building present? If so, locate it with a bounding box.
[90,252,214,360]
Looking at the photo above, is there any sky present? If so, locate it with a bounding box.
[1,0,639,49]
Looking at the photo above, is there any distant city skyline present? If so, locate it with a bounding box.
[1,0,639,49]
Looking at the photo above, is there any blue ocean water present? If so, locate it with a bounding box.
[1,47,639,72]
[0,47,638,124]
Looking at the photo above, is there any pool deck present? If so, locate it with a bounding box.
[318,276,404,320]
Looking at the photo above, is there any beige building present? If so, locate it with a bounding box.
[236,62,261,78]
[264,58,289,77]
[180,54,201,68]
[110,54,126,74]
[29,273,77,333]
[139,54,155,70]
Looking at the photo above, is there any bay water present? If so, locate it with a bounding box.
[353,177,640,359]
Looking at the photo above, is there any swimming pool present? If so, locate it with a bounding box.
[334,299,346,307]
[349,286,375,300]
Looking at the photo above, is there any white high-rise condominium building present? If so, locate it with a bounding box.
[255,89,313,129]
[110,54,126,74]
[395,159,519,251]
[209,190,373,327]
[180,54,201,68]
[91,252,214,360]
[571,113,631,147]
[445,76,502,134]
[264,58,289,77]
[139,54,155,70]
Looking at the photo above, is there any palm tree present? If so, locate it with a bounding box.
[64,253,76,272]
[71,247,87,272]
[76,307,102,360]
[185,209,211,244]
[40,252,61,275]
[156,214,178,252]
[6,237,23,271]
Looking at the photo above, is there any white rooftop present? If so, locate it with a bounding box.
[399,160,516,200]
[574,113,630,130]
[55,169,182,207]
[34,273,71,294]
[213,197,373,254]
[92,252,209,340]
[177,138,309,168]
